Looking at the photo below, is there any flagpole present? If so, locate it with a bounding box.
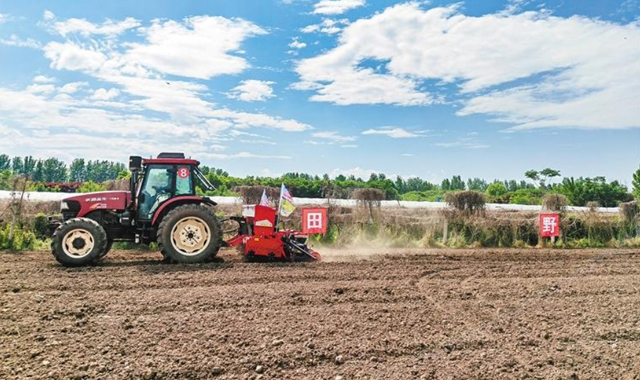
[276,183,284,228]
[277,183,284,216]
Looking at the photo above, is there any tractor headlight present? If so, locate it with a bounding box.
[60,201,69,211]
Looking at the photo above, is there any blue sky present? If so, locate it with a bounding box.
[0,0,638,185]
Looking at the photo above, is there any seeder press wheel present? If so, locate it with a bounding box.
[284,237,321,262]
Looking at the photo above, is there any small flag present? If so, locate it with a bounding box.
[279,183,296,217]
[259,189,270,206]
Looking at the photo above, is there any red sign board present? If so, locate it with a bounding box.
[539,213,560,237]
[302,208,328,234]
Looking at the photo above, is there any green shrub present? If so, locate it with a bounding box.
[78,181,106,193]
[401,190,446,202]
[33,213,49,239]
[0,224,37,251]
[509,188,544,205]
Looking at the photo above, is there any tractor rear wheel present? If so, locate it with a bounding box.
[157,204,222,263]
[99,238,113,259]
[51,218,108,266]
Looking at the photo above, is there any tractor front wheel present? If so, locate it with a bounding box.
[157,204,222,263]
[51,218,108,266]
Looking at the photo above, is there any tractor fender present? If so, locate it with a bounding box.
[151,196,217,225]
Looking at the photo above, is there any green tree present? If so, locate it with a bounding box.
[0,154,9,170]
[632,163,640,199]
[486,181,508,198]
[467,178,488,191]
[451,175,465,190]
[559,177,633,207]
[539,168,561,188]
[11,156,23,173]
[42,158,67,182]
[32,161,44,182]
[22,156,36,175]
[69,158,86,182]
[524,170,539,186]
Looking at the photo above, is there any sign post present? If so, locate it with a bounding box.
[302,208,328,235]
[539,213,560,243]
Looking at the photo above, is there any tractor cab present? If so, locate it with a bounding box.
[128,153,215,222]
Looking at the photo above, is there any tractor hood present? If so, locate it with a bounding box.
[63,191,131,218]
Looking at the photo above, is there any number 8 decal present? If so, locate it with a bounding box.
[178,167,190,179]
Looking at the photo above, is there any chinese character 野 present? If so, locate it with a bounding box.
[539,213,560,238]
[542,217,557,234]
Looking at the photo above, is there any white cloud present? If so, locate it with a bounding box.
[26,84,55,94]
[294,3,640,129]
[44,42,107,71]
[43,10,55,21]
[341,144,358,148]
[401,153,415,157]
[199,152,291,160]
[0,35,41,48]
[125,16,266,79]
[91,88,120,100]
[313,0,365,15]
[312,131,357,142]
[289,38,307,49]
[301,18,349,34]
[33,75,56,83]
[49,16,140,38]
[500,0,532,16]
[239,139,277,145]
[210,109,311,132]
[229,130,267,138]
[435,138,489,149]
[0,13,5,24]
[0,13,313,161]
[59,82,88,94]
[362,127,422,138]
[226,80,276,102]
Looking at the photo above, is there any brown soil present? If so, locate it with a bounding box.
[1,247,639,380]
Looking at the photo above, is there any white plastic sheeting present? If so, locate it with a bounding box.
[0,190,620,213]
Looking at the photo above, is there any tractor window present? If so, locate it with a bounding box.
[176,166,194,196]
[138,165,173,220]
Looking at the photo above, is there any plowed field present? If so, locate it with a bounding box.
[1,248,639,379]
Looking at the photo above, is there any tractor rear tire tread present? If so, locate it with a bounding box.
[99,238,114,259]
[51,217,108,267]
[157,204,222,264]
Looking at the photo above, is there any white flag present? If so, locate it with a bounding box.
[259,189,270,206]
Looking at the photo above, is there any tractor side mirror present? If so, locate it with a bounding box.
[129,156,142,172]
[129,171,138,192]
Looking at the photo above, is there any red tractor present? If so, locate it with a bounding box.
[50,153,321,266]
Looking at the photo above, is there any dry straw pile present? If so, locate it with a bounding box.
[233,186,279,205]
[445,191,486,216]
[542,194,568,212]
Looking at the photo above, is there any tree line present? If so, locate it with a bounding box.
[0,155,126,184]
[1,153,638,207]
[199,165,638,208]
